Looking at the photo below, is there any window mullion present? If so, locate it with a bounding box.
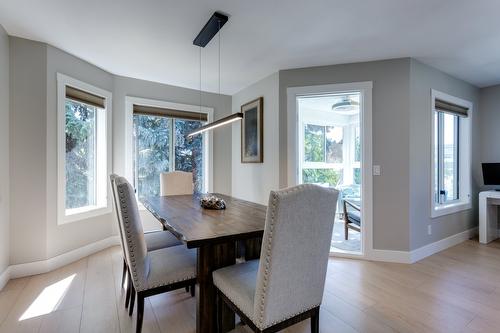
[93,110,98,205]
[455,117,460,200]
[170,118,175,171]
[323,126,327,163]
[438,112,445,204]
[133,118,139,193]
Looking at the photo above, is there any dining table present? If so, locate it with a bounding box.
[142,193,267,333]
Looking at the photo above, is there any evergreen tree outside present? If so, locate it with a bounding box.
[175,119,204,193]
[65,100,96,209]
[133,114,205,200]
[302,123,343,186]
[134,115,171,200]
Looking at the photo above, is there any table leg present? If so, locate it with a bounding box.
[244,237,262,261]
[197,242,236,333]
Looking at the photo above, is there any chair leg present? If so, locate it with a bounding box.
[125,270,132,309]
[216,291,223,333]
[344,222,349,240]
[185,286,190,293]
[190,284,195,297]
[129,284,136,316]
[136,294,145,333]
[311,308,319,333]
[121,259,127,289]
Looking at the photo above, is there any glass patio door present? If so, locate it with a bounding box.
[297,92,363,255]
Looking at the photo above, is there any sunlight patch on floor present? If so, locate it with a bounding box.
[19,274,76,321]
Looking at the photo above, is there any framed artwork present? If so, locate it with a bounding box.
[241,97,263,163]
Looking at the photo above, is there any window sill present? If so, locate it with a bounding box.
[431,201,471,218]
[60,205,112,225]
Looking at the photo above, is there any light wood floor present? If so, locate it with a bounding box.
[1,239,500,333]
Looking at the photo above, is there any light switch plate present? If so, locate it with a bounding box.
[373,165,381,176]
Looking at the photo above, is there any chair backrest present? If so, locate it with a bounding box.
[253,184,339,329]
[109,174,127,261]
[160,171,194,196]
[113,176,150,290]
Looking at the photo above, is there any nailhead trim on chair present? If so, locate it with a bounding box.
[256,184,321,330]
[118,184,144,291]
[257,191,277,328]
[118,182,196,292]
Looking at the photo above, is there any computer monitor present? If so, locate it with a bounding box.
[482,163,500,186]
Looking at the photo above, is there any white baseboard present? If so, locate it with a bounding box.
[366,227,478,264]
[0,235,120,290]
[409,227,478,263]
[367,249,412,263]
[0,266,10,291]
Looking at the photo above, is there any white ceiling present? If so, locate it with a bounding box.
[1,0,500,95]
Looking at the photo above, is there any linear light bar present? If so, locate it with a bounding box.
[186,113,243,138]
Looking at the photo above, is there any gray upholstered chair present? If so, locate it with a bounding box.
[213,184,338,333]
[112,175,197,333]
[160,171,194,196]
[110,174,185,309]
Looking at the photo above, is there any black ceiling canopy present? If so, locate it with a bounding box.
[193,12,229,47]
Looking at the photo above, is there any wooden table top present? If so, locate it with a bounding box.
[142,194,267,248]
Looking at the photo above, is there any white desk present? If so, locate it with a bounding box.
[479,190,500,244]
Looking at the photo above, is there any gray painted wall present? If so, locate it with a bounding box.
[231,73,279,205]
[8,37,232,265]
[9,37,48,264]
[279,59,412,251]
[479,84,500,171]
[46,45,116,258]
[409,59,480,250]
[2,33,491,265]
[0,25,9,275]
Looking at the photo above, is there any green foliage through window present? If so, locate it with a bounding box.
[134,115,171,200]
[353,168,361,185]
[175,119,204,193]
[65,100,96,209]
[304,124,343,163]
[304,124,324,162]
[133,114,205,200]
[302,169,342,187]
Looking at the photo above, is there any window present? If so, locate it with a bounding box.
[431,90,472,218]
[297,92,361,188]
[57,74,112,223]
[132,103,208,200]
[302,123,344,187]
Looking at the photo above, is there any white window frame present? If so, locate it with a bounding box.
[57,73,113,224]
[430,89,472,218]
[125,96,214,203]
[287,81,373,259]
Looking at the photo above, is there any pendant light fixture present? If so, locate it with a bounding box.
[187,12,242,138]
[331,95,360,114]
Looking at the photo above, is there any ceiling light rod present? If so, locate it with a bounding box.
[193,12,228,47]
[187,112,243,138]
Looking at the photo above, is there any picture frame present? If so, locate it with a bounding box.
[241,97,264,163]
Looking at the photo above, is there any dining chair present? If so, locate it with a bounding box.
[213,184,339,333]
[343,199,361,240]
[158,171,196,294]
[160,171,194,196]
[109,175,191,313]
[113,175,197,333]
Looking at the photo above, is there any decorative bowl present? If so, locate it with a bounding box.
[200,195,226,210]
